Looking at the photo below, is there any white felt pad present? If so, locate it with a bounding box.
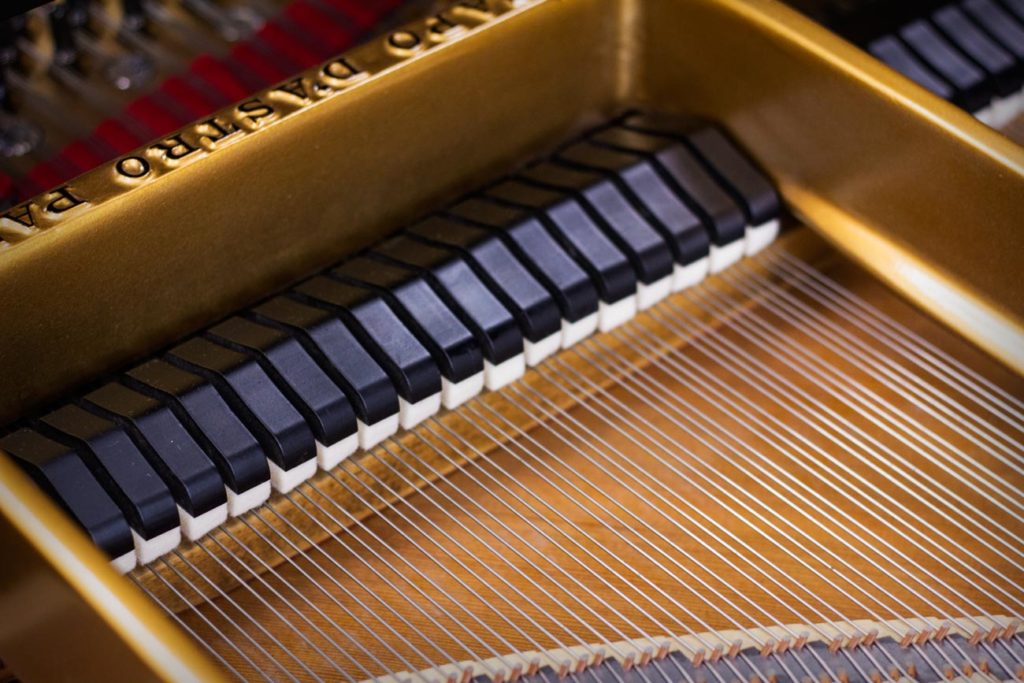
[269,457,318,493]
[636,274,673,310]
[485,354,526,390]
[709,239,745,273]
[442,372,485,409]
[358,415,399,450]
[316,433,359,470]
[132,526,181,565]
[179,503,228,541]
[561,313,599,348]
[524,331,561,366]
[598,296,637,332]
[746,219,780,256]
[399,392,441,429]
[1009,88,1024,114]
[975,104,996,126]
[673,258,710,291]
[111,550,137,574]
[986,90,1024,128]
[227,481,271,516]
[974,90,1021,128]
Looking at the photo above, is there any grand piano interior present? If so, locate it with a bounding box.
[0,1,1022,682]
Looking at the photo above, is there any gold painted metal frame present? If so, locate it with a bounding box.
[0,0,1022,680]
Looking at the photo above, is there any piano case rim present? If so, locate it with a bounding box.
[1,0,1023,680]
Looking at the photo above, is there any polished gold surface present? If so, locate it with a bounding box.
[0,0,1023,681]
[0,454,228,683]
[0,0,620,427]
[1,0,1022,428]
[636,0,1024,374]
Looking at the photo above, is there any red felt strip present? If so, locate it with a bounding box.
[191,54,252,102]
[125,96,186,137]
[61,140,105,173]
[94,119,143,155]
[285,1,355,51]
[231,42,291,86]
[15,178,43,201]
[256,22,321,71]
[161,76,217,119]
[26,162,63,192]
[323,0,383,29]
[0,173,14,201]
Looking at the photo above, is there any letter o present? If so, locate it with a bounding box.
[116,156,150,179]
[387,30,421,51]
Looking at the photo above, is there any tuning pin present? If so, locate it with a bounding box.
[0,69,10,113]
[0,111,43,158]
[49,2,84,69]
[121,0,148,33]
[0,19,43,160]
[0,176,14,212]
[0,16,27,83]
[0,18,23,64]
[67,0,92,32]
[0,17,42,158]
[0,13,27,38]
[102,50,154,91]
[182,0,263,42]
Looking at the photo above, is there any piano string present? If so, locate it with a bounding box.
[130,245,1024,682]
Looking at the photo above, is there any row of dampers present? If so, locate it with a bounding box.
[0,113,782,573]
[867,0,1024,128]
